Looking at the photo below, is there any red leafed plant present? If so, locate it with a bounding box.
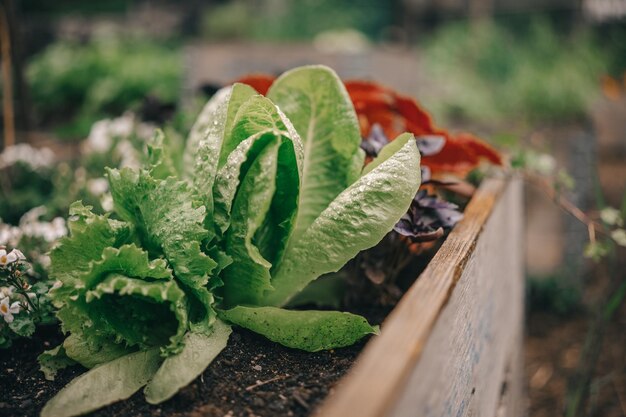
[232,75,503,178]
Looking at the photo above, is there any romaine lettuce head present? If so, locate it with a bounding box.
[48,203,189,368]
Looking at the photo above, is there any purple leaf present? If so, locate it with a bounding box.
[360,124,389,157]
[415,135,445,156]
[393,190,464,241]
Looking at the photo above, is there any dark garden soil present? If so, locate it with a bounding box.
[0,306,391,417]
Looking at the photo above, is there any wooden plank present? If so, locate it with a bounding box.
[389,176,524,417]
[315,176,524,417]
[182,42,424,100]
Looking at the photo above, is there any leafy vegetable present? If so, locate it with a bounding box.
[106,168,217,330]
[220,306,378,352]
[42,64,423,415]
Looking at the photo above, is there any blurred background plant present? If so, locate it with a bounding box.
[26,35,181,139]
[421,20,608,127]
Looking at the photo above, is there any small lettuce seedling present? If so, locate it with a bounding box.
[40,65,421,417]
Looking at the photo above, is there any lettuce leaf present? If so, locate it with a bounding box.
[213,96,301,267]
[183,84,255,179]
[41,349,162,417]
[263,134,421,306]
[185,84,257,219]
[219,306,378,352]
[144,320,232,404]
[38,345,76,381]
[106,168,217,330]
[61,332,133,369]
[85,274,188,355]
[49,201,132,294]
[81,244,172,289]
[228,94,304,170]
[212,130,277,235]
[52,243,188,364]
[148,129,184,180]
[267,65,362,240]
[221,138,280,306]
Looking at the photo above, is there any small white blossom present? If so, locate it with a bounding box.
[0,286,15,300]
[115,139,140,170]
[136,123,156,141]
[10,249,25,261]
[100,193,114,212]
[533,153,557,176]
[600,207,623,227]
[0,144,55,171]
[85,119,113,153]
[51,280,63,290]
[87,178,109,196]
[611,229,626,247]
[0,222,22,247]
[0,297,20,323]
[0,248,17,266]
[108,112,135,138]
[38,254,51,269]
[18,207,67,243]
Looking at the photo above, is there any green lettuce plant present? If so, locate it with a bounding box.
[40,65,421,416]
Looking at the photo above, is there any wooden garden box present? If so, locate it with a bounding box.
[315,176,525,417]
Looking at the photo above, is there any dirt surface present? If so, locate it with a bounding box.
[0,307,390,417]
[525,304,626,417]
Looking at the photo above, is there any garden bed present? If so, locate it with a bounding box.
[1,176,523,417]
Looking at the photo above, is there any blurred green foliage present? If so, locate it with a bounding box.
[0,160,103,225]
[27,36,181,139]
[201,0,391,41]
[422,20,608,125]
[527,275,582,315]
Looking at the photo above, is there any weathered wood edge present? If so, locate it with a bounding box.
[314,176,509,417]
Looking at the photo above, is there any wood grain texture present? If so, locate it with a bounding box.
[315,176,524,417]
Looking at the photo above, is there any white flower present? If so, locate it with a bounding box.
[10,249,25,261]
[0,144,54,171]
[109,113,135,138]
[115,139,140,170]
[100,193,114,212]
[85,119,113,153]
[0,248,25,266]
[0,223,22,247]
[0,249,14,266]
[0,286,14,300]
[600,207,623,227]
[38,254,51,268]
[0,297,20,323]
[51,280,63,290]
[18,208,67,243]
[611,229,626,247]
[533,153,557,176]
[87,178,109,196]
